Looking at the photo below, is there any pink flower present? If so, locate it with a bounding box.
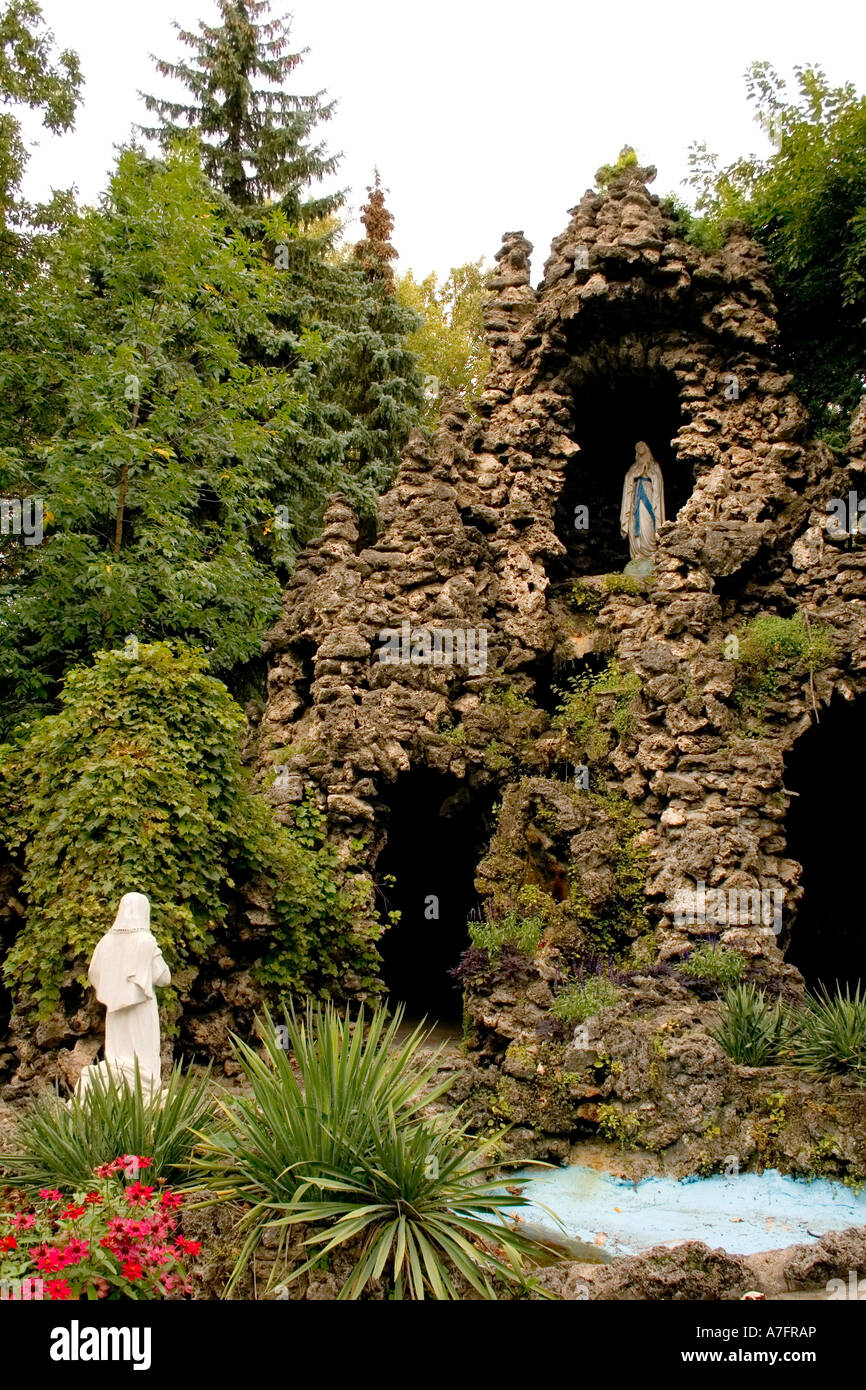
[38,1189,62,1202]
[9,1214,36,1230]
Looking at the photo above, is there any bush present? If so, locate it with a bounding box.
[790,983,866,1079]
[676,944,747,990]
[1,641,368,1015]
[0,1065,216,1192]
[191,1003,546,1299]
[468,912,544,960]
[0,1157,201,1299]
[711,984,788,1066]
[550,976,622,1023]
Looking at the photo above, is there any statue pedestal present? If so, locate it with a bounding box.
[624,556,654,578]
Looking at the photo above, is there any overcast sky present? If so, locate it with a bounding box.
[17,0,866,284]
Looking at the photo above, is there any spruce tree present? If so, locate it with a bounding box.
[139,2,421,543]
[327,174,422,481]
[139,0,338,222]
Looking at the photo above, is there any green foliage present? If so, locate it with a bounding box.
[711,984,788,1065]
[139,0,338,219]
[0,146,312,728]
[729,614,834,725]
[569,790,650,954]
[0,0,81,233]
[469,913,544,960]
[790,983,866,1079]
[601,572,643,596]
[677,944,747,989]
[190,1003,545,1298]
[688,63,866,434]
[550,976,622,1023]
[595,145,639,189]
[0,1063,215,1190]
[396,261,491,423]
[1,642,360,1014]
[141,3,422,505]
[553,660,641,764]
[596,1103,641,1149]
[569,580,602,614]
[482,686,536,713]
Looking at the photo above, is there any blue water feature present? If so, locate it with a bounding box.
[502,1165,866,1259]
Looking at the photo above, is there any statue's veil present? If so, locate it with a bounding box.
[111,892,151,934]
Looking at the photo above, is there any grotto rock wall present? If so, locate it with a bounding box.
[251,159,866,1159]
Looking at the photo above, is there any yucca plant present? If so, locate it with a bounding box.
[0,1062,216,1191]
[191,1001,549,1298]
[711,984,789,1066]
[270,1110,547,1300]
[790,983,866,1078]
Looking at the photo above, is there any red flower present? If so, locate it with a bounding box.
[61,1205,86,1220]
[84,1192,103,1205]
[124,1182,156,1206]
[174,1237,201,1258]
[121,1260,144,1281]
[160,1191,183,1212]
[60,1239,89,1267]
[0,1235,17,1251]
[46,1278,73,1301]
[31,1245,66,1274]
[38,1188,62,1202]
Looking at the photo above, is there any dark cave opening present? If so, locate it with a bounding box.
[549,372,692,592]
[783,697,865,992]
[375,769,497,1022]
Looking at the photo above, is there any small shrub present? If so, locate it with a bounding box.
[711,984,788,1066]
[676,944,747,990]
[790,983,866,1079]
[190,1003,547,1299]
[550,975,622,1023]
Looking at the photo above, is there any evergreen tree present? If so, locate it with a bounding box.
[139,3,421,532]
[326,174,422,477]
[139,0,338,222]
[353,170,398,290]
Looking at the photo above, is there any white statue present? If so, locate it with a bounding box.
[76,892,171,1101]
[620,440,665,575]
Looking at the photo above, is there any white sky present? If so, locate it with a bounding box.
[17,0,866,284]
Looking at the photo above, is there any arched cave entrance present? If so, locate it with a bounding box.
[783,697,865,991]
[549,371,693,592]
[376,769,496,1023]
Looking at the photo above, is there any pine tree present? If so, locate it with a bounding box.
[139,0,338,222]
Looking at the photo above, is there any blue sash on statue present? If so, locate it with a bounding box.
[633,476,655,537]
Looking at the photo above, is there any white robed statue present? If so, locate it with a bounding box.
[620,440,665,575]
[76,892,170,1101]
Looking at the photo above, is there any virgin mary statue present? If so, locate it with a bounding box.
[620,441,665,575]
[76,892,170,1100]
